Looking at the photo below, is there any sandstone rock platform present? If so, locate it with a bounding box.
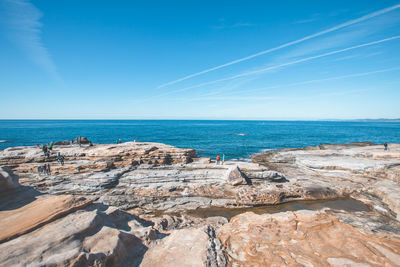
[0,141,399,266]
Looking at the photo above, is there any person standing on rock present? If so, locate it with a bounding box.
[384,142,388,151]
[222,154,226,165]
[42,164,47,175]
[216,154,221,165]
[47,163,51,175]
[42,145,50,158]
[37,166,42,176]
[57,152,64,166]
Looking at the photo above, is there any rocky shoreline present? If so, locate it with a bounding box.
[0,141,400,266]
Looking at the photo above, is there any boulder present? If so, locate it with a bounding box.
[226,166,244,186]
[0,167,19,192]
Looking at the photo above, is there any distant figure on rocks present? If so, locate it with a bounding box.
[37,166,42,176]
[42,164,48,175]
[384,142,388,151]
[119,138,122,144]
[89,141,93,147]
[42,145,50,158]
[222,154,225,165]
[134,139,137,142]
[216,154,221,165]
[47,163,51,175]
[49,142,54,151]
[57,152,64,166]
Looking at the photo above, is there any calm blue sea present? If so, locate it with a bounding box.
[0,120,399,160]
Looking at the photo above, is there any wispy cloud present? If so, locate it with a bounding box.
[293,17,320,25]
[170,96,278,102]
[153,36,400,98]
[232,22,256,27]
[216,67,400,97]
[201,77,256,97]
[211,19,256,29]
[169,88,369,103]
[1,0,61,81]
[156,3,400,89]
[332,51,383,62]
[136,36,400,105]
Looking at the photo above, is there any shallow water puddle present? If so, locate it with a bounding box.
[185,198,369,220]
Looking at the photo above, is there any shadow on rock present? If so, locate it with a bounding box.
[0,186,43,211]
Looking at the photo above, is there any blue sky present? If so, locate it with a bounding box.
[0,0,399,119]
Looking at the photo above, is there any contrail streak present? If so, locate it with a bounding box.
[153,35,400,98]
[156,3,400,89]
[198,67,400,98]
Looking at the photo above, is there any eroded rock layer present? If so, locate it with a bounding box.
[253,143,400,219]
[217,210,400,266]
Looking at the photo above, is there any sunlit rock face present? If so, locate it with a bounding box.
[0,141,196,170]
[137,210,400,267]
[217,210,400,266]
[0,190,158,266]
[141,226,227,267]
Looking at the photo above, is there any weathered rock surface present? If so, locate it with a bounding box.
[217,210,400,266]
[1,141,400,266]
[0,189,159,266]
[141,226,226,267]
[140,210,400,267]
[1,142,399,218]
[0,194,92,243]
[0,142,287,214]
[0,142,196,172]
[0,166,19,192]
[253,143,400,219]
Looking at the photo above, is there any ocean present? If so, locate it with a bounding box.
[0,120,399,160]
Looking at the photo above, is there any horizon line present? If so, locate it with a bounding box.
[0,118,399,121]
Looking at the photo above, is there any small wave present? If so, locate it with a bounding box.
[0,140,8,143]
[230,158,252,163]
[233,133,248,136]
